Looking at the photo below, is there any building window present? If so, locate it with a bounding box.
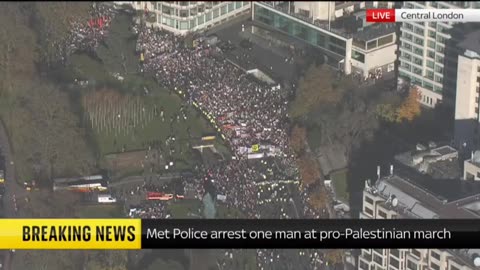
[378,34,393,46]
[414,27,424,36]
[198,14,204,24]
[451,265,460,270]
[373,249,384,256]
[180,10,189,17]
[407,260,418,270]
[373,254,383,265]
[226,2,233,12]
[360,260,370,270]
[431,263,440,270]
[212,8,219,18]
[220,5,227,15]
[378,210,387,218]
[367,40,377,50]
[365,196,374,204]
[431,251,441,260]
[352,50,365,63]
[190,7,197,16]
[390,257,400,269]
[411,249,421,258]
[390,249,400,258]
[364,207,374,216]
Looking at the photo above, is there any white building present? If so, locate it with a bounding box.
[294,2,335,21]
[398,1,480,108]
[454,30,480,152]
[359,174,480,270]
[115,1,251,35]
[464,151,480,181]
[252,2,397,78]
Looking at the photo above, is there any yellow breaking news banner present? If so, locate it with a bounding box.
[0,219,142,249]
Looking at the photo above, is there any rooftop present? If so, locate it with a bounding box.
[394,144,461,180]
[367,174,480,218]
[353,23,396,42]
[256,1,393,41]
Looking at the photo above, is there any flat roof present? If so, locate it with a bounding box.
[353,23,396,42]
[371,173,480,219]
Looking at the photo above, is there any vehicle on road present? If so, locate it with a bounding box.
[97,194,117,203]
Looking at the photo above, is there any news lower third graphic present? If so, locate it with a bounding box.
[1,219,480,249]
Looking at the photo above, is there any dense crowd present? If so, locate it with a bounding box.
[53,4,116,62]
[132,25,331,221]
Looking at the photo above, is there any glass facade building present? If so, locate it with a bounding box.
[253,2,348,57]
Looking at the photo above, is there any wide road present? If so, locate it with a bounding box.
[0,120,25,270]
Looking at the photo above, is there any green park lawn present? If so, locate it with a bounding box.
[75,204,124,218]
[63,12,229,173]
[330,169,349,203]
[166,199,202,218]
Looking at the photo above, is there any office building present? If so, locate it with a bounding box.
[398,1,480,108]
[251,2,397,78]
[454,30,480,152]
[115,1,250,35]
[359,173,480,270]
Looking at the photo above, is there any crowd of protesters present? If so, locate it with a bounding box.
[132,25,332,223]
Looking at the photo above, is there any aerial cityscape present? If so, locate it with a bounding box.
[1,1,480,270]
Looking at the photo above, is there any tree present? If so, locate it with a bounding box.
[396,87,421,122]
[289,124,307,155]
[13,250,83,270]
[375,103,398,122]
[325,250,344,265]
[9,80,96,184]
[84,251,128,270]
[0,3,37,99]
[296,154,321,186]
[29,2,91,66]
[289,65,346,118]
[146,259,185,270]
[308,188,329,210]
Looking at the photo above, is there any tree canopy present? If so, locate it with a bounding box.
[376,87,422,123]
[289,65,346,119]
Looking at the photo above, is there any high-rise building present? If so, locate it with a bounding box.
[358,173,480,270]
[115,2,251,35]
[454,30,480,152]
[398,1,480,108]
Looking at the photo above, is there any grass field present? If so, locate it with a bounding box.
[63,12,229,173]
[166,199,202,218]
[75,204,124,218]
[216,205,246,218]
[330,169,349,203]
